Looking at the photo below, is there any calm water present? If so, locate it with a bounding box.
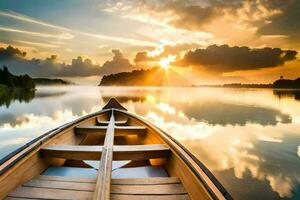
[1,86,300,200]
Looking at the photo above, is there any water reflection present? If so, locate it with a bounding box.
[0,86,300,200]
[0,87,67,108]
[0,88,35,108]
[177,101,291,126]
[273,90,300,101]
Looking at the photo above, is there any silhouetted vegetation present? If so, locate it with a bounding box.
[99,68,165,86]
[273,77,300,88]
[0,84,35,107]
[99,68,190,86]
[196,77,300,89]
[223,83,273,88]
[0,66,35,107]
[33,78,72,85]
[0,66,35,89]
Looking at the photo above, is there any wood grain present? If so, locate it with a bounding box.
[7,186,189,200]
[23,179,187,195]
[75,125,147,136]
[41,144,170,160]
[36,175,180,185]
[93,111,115,200]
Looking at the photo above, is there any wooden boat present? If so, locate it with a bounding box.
[0,98,233,200]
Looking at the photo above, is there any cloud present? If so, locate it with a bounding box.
[62,56,100,76]
[0,10,69,31]
[134,43,199,64]
[0,46,141,77]
[16,40,60,48]
[103,0,300,48]
[134,51,157,63]
[0,45,26,60]
[0,45,100,77]
[179,44,297,72]
[0,10,155,47]
[80,31,155,47]
[102,1,280,30]
[0,26,74,40]
[133,43,298,74]
[99,49,136,75]
[1,43,298,78]
[257,1,300,42]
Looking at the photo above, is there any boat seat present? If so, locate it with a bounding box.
[7,175,189,199]
[75,125,147,136]
[41,144,170,160]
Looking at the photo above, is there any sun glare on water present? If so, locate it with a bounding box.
[159,55,177,69]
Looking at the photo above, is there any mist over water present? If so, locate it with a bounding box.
[0,86,300,200]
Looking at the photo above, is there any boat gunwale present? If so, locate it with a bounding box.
[115,109,233,200]
[0,108,111,175]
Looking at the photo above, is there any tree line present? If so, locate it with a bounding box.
[0,66,35,89]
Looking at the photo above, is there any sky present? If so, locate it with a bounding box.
[0,0,299,84]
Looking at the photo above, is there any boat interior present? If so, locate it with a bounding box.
[0,99,231,200]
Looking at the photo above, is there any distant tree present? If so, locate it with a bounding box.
[0,66,35,89]
[1,66,15,87]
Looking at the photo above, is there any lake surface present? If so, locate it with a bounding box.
[1,86,300,200]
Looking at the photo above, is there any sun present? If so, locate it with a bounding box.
[159,55,177,69]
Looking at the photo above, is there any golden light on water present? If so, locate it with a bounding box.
[159,55,177,69]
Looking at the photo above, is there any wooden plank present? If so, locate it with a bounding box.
[112,177,180,185]
[8,186,92,199]
[7,195,189,200]
[22,180,187,194]
[36,175,96,183]
[111,194,190,200]
[24,179,95,191]
[36,175,180,185]
[41,144,170,160]
[111,184,187,195]
[93,111,115,200]
[6,197,37,200]
[75,125,146,136]
[7,186,189,200]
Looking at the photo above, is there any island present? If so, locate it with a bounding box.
[33,78,72,85]
[99,68,190,86]
[273,77,300,89]
[99,68,300,89]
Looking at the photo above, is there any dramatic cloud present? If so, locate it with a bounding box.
[99,49,136,75]
[103,0,281,30]
[134,51,157,63]
[258,0,300,41]
[0,45,26,60]
[165,0,283,31]
[60,56,100,77]
[0,46,100,77]
[134,44,199,64]
[0,43,298,78]
[103,0,300,48]
[180,45,297,72]
[133,44,298,73]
